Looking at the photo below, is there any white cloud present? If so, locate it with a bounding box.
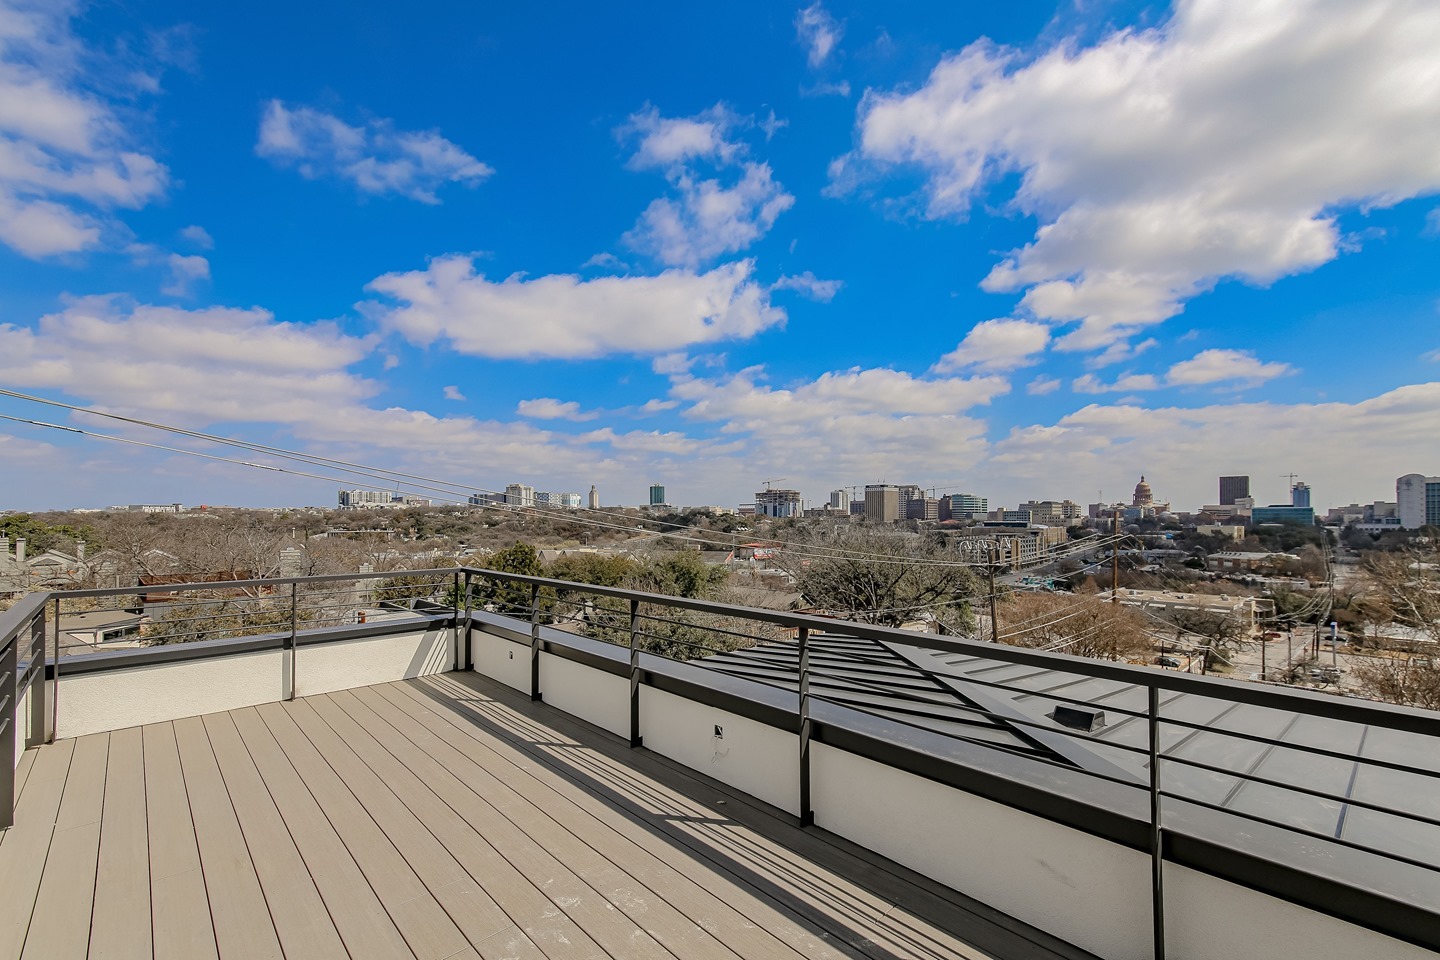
[1166,348,1293,386]
[179,224,213,249]
[581,251,630,271]
[800,80,852,99]
[1026,375,1061,396]
[1074,348,1293,393]
[933,318,1050,373]
[161,253,210,297]
[256,100,492,204]
[621,104,745,170]
[985,383,1440,509]
[795,3,843,68]
[1087,337,1157,370]
[1423,347,1440,363]
[760,110,787,142]
[624,162,794,268]
[0,296,377,424]
[366,256,785,359]
[1073,372,1161,394]
[0,3,169,257]
[771,271,842,302]
[637,398,680,415]
[443,385,466,401]
[842,0,1440,350]
[516,397,599,422]
[619,104,793,267]
[1424,208,1440,238]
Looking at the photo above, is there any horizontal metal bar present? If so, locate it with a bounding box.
[1156,713,1440,781]
[1158,789,1440,875]
[55,566,464,599]
[1159,753,1440,829]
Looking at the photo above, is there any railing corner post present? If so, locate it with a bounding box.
[286,582,298,702]
[629,597,642,748]
[529,582,542,701]
[1148,684,1166,960]
[798,625,813,827]
[461,570,473,671]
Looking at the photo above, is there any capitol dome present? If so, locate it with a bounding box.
[1133,475,1153,506]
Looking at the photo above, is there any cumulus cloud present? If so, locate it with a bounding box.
[621,103,746,170]
[366,255,785,359]
[256,100,492,203]
[179,224,213,249]
[516,397,599,422]
[0,3,169,257]
[1026,375,1061,396]
[770,271,842,302]
[161,253,210,297]
[619,104,794,267]
[0,296,377,424]
[933,318,1050,373]
[1074,348,1293,392]
[841,0,1440,351]
[1166,349,1294,386]
[442,385,466,401]
[624,162,794,268]
[795,3,843,68]
[985,383,1440,509]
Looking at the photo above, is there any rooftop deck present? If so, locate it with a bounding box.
[0,671,1085,960]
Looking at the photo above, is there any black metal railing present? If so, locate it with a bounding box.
[6,566,1440,957]
[1,592,51,829]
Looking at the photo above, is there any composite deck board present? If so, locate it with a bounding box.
[387,677,867,960]
[226,706,419,960]
[173,716,285,960]
[89,726,152,960]
[142,722,219,960]
[0,672,1077,960]
[361,682,835,960]
[200,711,349,960]
[22,732,106,960]
[335,686,749,960]
[253,700,477,960]
[276,697,589,960]
[317,689,703,960]
[0,738,74,959]
[417,672,993,960]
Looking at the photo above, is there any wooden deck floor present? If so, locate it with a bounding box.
[0,672,1091,960]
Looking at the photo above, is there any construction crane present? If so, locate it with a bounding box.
[1281,472,1299,487]
[760,477,787,491]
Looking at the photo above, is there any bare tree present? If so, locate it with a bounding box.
[999,589,1152,662]
[1352,548,1440,708]
[773,527,979,632]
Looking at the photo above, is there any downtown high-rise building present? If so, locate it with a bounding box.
[1398,474,1440,529]
[649,483,666,506]
[1291,481,1311,509]
[864,484,900,522]
[1219,475,1250,505]
[588,485,600,509]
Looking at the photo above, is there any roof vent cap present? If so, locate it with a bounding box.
[1049,705,1106,733]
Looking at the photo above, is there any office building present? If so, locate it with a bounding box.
[1397,473,1440,529]
[1291,481,1311,509]
[504,483,536,508]
[588,484,600,509]
[864,484,900,522]
[944,493,987,520]
[828,489,850,511]
[1219,475,1250,505]
[649,483,667,506]
[754,488,802,518]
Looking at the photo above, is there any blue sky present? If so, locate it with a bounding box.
[2,0,1438,513]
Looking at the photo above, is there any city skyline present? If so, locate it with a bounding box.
[2,2,1440,511]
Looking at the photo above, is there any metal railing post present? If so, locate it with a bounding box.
[529,583,541,701]
[29,604,49,746]
[451,570,462,671]
[287,582,298,701]
[798,626,813,826]
[461,571,473,671]
[50,596,60,742]
[1148,684,1166,960]
[629,598,642,748]
[1,619,16,829]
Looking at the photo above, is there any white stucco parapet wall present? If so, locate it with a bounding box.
[465,618,1439,960]
[55,623,456,739]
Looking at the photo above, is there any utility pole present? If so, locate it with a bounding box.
[1111,508,1121,604]
[989,538,1000,643]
